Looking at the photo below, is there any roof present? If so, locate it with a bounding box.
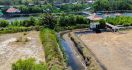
[6,7,20,13]
[87,13,102,21]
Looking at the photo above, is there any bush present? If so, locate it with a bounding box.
[106,16,132,26]
[0,20,9,27]
[59,14,90,27]
[12,58,48,70]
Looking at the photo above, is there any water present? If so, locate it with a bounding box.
[58,33,85,70]
[97,13,132,18]
[0,16,38,23]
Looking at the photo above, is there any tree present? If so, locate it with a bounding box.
[39,14,57,29]
[99,19,106,29]
[93,0,132,11]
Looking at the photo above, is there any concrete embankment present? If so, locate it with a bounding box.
[69,30,104,70]
[59,30,86,70]
[59,29,104,70]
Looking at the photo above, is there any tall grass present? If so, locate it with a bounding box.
[40,28,66,70]
[106,16,132,26]
[12,58,48,70]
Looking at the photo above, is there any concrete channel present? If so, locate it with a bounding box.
[58,29,103,70]
[58,31,87,70]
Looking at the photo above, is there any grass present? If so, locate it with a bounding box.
[12,58,48,70]
[40,28,67,70]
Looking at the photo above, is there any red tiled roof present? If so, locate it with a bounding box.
[6,8,20,13]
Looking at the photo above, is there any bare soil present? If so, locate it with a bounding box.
[0,31,45,70]
[79,30,132,70]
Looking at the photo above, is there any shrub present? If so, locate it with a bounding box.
[12,58,48,70]
[0,20,9,27]
[106,16,132,26]
[59,14,90,27]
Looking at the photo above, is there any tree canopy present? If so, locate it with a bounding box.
[93,0,132,11]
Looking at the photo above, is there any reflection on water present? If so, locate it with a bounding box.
[97,13,132,18]
[0,16,38,23]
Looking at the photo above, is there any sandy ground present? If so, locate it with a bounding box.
[79,30,132,70]
[0,31,45,70]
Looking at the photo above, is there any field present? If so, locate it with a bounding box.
[79,30,132,70]
[0,31,45,70]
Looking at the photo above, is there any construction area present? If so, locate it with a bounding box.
[78,30,132,70]
[0,31,45,70]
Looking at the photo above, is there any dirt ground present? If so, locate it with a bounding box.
[79,30,132,70]
[0,31,45,70]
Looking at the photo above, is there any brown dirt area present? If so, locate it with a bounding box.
[0,31,45,70]
[79,30,132,70]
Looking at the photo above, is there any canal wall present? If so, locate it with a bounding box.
[69,31,103,70]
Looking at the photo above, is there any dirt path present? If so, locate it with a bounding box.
[79,30,132,70]
[0,31,45,70]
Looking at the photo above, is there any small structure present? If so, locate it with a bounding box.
[87,13,102,21]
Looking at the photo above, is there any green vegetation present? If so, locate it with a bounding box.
[0,14,90,33]
[0,26,42,34]
[12,58,48,70]
[93,0,132,11]
[40,28,67,70]
[0,19,9,27]
[60,4,89,12]
[0,0,87,5]
[106,16,132,26]
[56,14,90,31]
[15,4,89,13]
[99,19,106,29]
[16,4,59,14]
